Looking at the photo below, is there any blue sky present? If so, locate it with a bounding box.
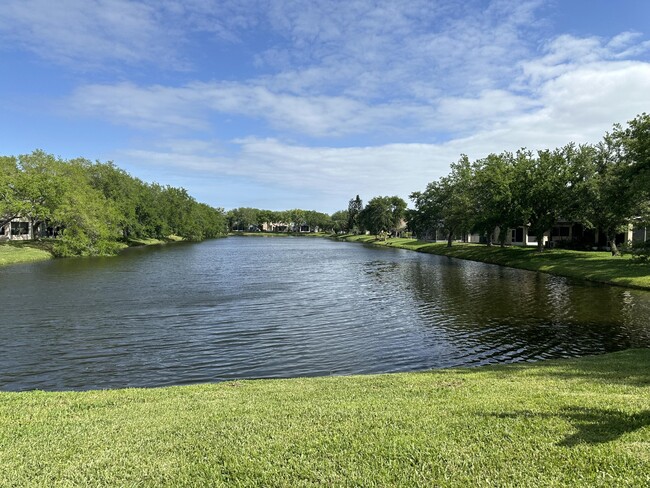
[1,0,649,213]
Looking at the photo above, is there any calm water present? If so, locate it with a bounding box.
[1,237,649,391]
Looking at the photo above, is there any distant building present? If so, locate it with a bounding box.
[1,216,57,241]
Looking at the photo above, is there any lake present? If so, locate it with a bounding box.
[1,236,649,391]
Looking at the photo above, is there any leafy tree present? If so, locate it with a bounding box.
[303,210,332,232]
[513,148,576,252]
[471,152,520,246]
[50,158,123,256]
[610,113,650,198]
[287,209,306,231]
[12,151,68,238]
[576,140,639,255]
[360,196,406,236]
[0,156,20,227]
[228,207,259,231]
[86,160,142,238]
[330,210,349,233]
[255,209,274,231]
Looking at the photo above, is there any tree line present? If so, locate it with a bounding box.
[227,207,336,233]
[341,113,650,255]
[226,196,409,238]
[3,114,647,257]
[1,150,227,256]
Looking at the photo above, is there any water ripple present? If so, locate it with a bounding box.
[1,237,649,391]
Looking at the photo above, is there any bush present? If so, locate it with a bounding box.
[621,240,650,262]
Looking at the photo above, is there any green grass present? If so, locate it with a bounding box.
[0,236,187,266]
[340,235,650,290]
[0,240,53,266]
[125,235,184,246]
[1,350,648,486]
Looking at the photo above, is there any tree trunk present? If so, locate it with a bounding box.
[536,234,544,252]
[608,235,620,256]
[447,230,453,247]
[499,230,507,247]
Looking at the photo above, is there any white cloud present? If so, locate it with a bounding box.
[122,138,453,209]
[68,80,439,137]
[259,0,544,100]
[0,0,182,68]
[67,35,650,142]
[520,32,650,86]
[115,52,650,211]
[1,0,546,94]
[7,1,650,211]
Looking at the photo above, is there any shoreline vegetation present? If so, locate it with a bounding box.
[0,235,184,267]
[337,234,650,290]
[1,349,648,485]
[4,232,649,292]
[1,151,228,259]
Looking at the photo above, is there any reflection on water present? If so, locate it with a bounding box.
[1,237,649,391]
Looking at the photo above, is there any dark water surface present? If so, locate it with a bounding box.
[1,237,649,391]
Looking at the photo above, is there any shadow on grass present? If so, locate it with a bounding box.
[493,407,650,446]
[557,407,650,446]
[496,349,650,388]
[488,350,650,445]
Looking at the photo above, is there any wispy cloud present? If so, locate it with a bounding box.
[0,0,183,68]
[67,29,650,142]
[115,42,650,210]
[520,32,650,86]
[68,80,437,137]
[4,0,650,211]
[259,0,545,100]
[122,138,453,207]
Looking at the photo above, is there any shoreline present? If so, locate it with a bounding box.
[0,236,185,267]
[4,234,648,292]
[1,349,648,485]
[337,235,650,291]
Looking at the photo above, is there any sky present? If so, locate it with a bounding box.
[1,0,650,213]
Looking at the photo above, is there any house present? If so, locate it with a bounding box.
[465,221,645,248]
[1,217,34,241]
[0,216,56,241]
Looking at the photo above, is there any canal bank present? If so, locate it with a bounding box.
[0,236,184,267]
[1,349,648,486]
[338,235,650,291]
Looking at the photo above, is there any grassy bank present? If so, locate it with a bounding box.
[1,349,648,486]
[0,240,53,266]
[0,236,185,267]
[125,235,184,246]
[339,235,650,290]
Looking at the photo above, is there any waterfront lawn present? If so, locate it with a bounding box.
[342,236,650,290]
[0,240,53,266]
[125,235,184,246]
[1,349,649,486]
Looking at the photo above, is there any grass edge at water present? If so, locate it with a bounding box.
[1,349,648,486]
[337,235,650,290]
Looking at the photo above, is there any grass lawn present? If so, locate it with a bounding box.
[340,235,650,290]
[0,236,188,267]
[0,349,648,486]
[125,235,184,246]
[0,240,53,266]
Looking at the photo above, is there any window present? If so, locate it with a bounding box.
[512,227,524,242]
[552,226,570,237]
[11,222,29,236]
